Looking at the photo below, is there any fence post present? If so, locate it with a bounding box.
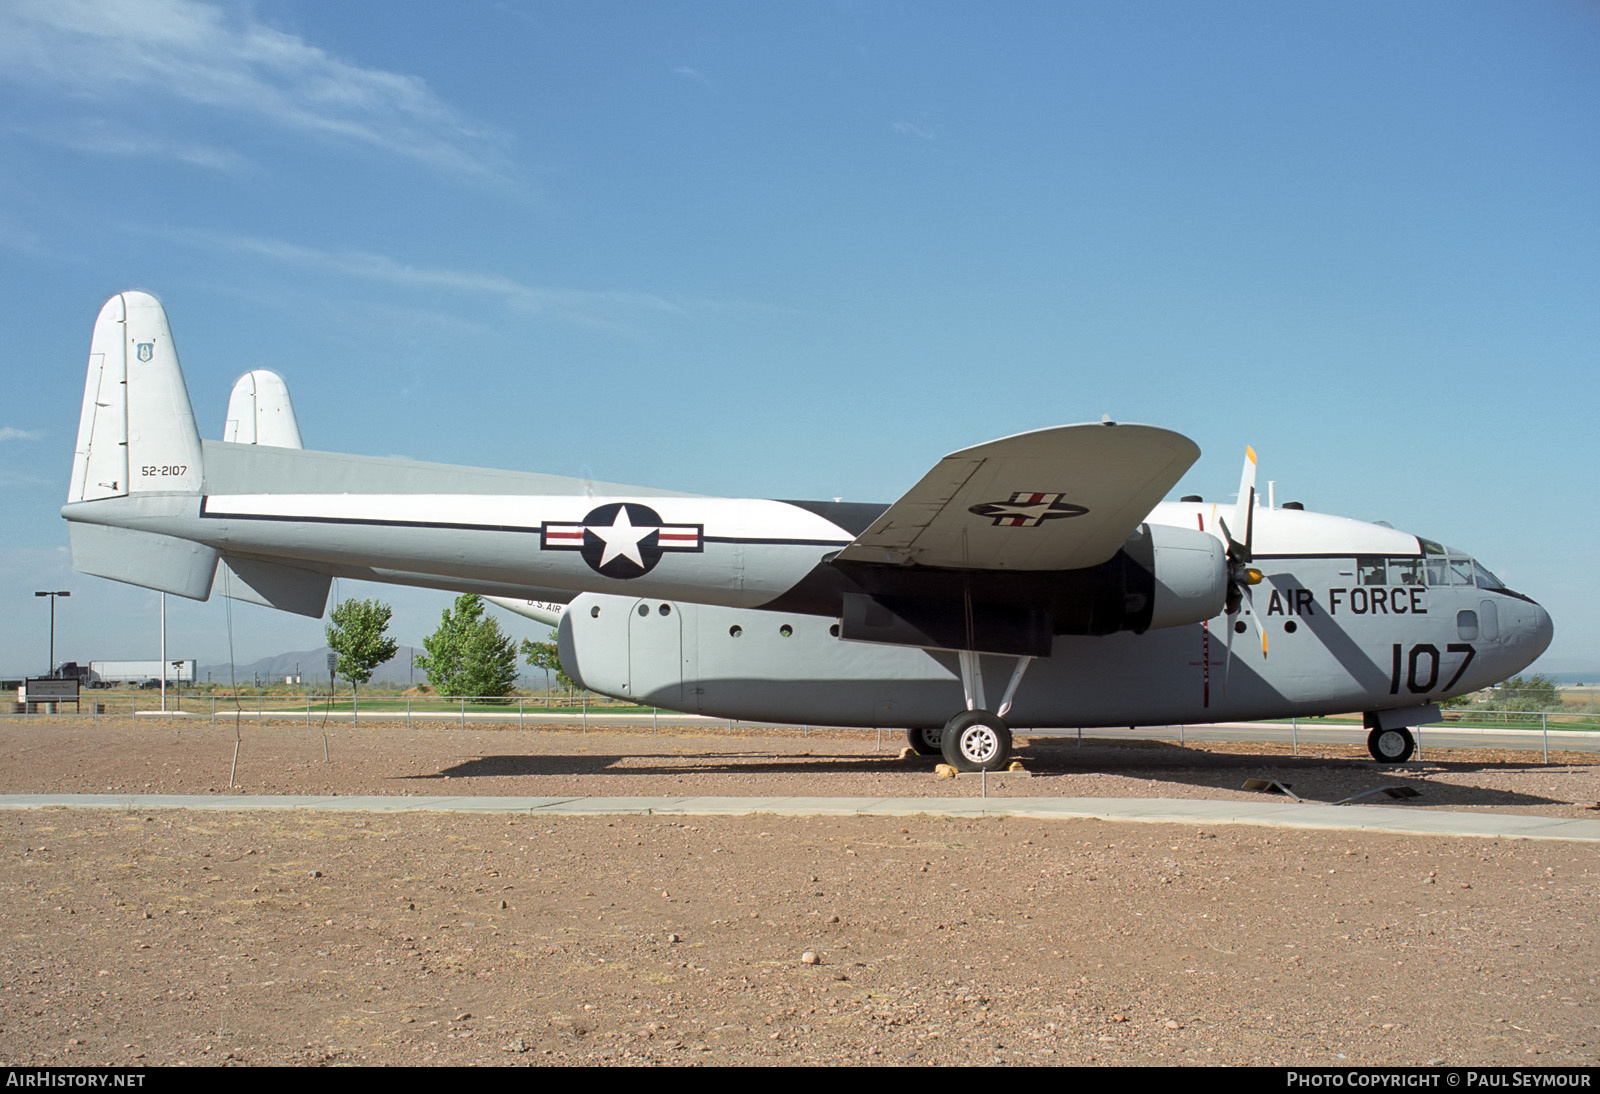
[1542,711,1549,763]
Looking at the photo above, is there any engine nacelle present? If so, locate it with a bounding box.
[1136,522,1230,631]
[831,521,1230,654]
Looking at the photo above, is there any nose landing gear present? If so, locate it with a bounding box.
[1367,726,1416,764]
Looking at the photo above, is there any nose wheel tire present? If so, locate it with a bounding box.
[1367,726,1416,763]
[940,710,1013,772]
[906,725,943,756]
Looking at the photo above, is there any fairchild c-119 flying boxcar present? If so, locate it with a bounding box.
[63,292,1552,770]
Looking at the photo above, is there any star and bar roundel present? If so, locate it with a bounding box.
[968,492,1089,527]
[540,503,703,579]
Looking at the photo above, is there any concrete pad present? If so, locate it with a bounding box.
[1,792,1597,841]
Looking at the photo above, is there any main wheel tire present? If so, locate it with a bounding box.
[906,726,942,756]
[1367,726,1416,763]
[940,710,1013,772]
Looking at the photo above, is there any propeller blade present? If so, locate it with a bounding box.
[1245,586,1268,657]
[1232,444,1258,562]
[1222,610,1234,695]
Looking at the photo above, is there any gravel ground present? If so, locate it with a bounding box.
[0,716,1595,1067]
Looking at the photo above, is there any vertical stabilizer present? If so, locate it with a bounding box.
[122,292,204,494]
[223,369,304,448]
[70,291,204,501]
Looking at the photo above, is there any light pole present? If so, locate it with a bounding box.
[34,591,70,676]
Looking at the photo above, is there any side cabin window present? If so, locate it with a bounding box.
[1390,558,1425,585]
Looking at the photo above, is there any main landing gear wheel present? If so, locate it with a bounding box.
[940,710,1013,773]
[906,725,943,757]
[1367,726,1416,764]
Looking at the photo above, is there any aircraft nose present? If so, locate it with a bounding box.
[1509,598,1555,661]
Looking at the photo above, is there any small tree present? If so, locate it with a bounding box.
[1491,674,1561,718]
[416,594,519,703]
[521,631,577,697]
[325,598,399,722]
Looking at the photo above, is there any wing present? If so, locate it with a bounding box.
[834,422,1199,571]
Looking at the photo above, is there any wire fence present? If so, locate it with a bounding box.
[5,691,1596,746]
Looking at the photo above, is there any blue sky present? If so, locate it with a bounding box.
[1,0,1596,678]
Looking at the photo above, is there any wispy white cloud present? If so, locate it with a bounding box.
[892,119,936,141]
[0,427,43,442]
[178,229,683,328]
[9,117,249,173]
[162,228,796,332]
[0,0,506,177]
[671,66,715,91]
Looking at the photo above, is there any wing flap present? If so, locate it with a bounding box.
[836,423,1199,571]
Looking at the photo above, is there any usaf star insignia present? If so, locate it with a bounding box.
[540,503,703,579]
[968,492,1090,527]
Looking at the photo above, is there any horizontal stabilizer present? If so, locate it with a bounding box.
[217,555,331,618]
[69,523,218,600]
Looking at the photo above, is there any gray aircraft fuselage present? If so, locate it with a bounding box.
[555,503,1550,729]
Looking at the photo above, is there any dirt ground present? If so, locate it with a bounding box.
[0,716,1595,1067]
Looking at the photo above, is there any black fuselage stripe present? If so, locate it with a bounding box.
[199,500,851,547]
[702,536,851,547]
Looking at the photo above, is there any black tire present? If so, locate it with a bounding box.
[939,710,1013,772]
[906,725,942,756]
[1367,726,1415,763]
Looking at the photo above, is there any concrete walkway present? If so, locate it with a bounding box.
[2,793,1597,842]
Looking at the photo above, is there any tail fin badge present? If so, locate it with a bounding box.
[136,342,154,362]
[968,492,1089,528]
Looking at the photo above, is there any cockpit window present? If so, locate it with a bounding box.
[1375,542,1510,592]
[1473,561,1506,591]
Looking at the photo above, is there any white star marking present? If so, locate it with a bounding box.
[591,507,653,569]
